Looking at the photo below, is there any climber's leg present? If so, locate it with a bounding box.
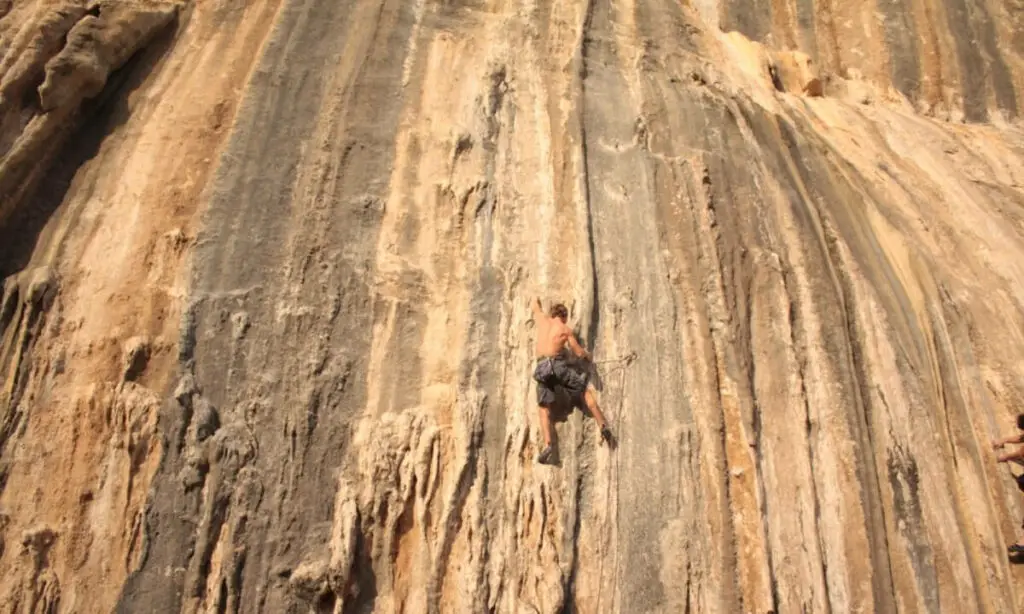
[583,388,607,428]
[583,388,614,444]
[536,405,555,464]
[535,373,557,464]
[538,405,553,446]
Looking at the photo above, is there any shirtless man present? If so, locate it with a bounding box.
[993,414,1024,554]
[530,296,612,464]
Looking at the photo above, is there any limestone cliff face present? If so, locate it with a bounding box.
[2,0,1024,612]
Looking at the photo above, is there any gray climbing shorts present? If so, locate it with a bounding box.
[533,356,588,407]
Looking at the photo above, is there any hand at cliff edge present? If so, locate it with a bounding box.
[992,415,1024,458]
[997,448,1024,463]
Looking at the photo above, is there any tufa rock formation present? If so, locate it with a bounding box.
[1,0,1024,612]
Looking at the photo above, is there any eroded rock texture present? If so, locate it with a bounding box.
[2,0,1024,612]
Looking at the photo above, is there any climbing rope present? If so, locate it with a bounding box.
[595,351,632,612]
[591,351,637,367]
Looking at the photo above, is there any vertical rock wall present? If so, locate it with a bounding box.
[1,1,1024,612]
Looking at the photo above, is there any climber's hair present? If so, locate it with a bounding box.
[549,303,568,322]
[1016,414,1024,431]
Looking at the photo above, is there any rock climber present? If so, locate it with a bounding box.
[530,296,613,465]
[992,414,1024,554]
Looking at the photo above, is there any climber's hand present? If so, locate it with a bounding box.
[529,296,543,317]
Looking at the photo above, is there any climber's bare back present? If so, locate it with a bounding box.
[530,297,589,360]
[535,315,572,358]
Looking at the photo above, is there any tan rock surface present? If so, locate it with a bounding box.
[2,0,1024,612]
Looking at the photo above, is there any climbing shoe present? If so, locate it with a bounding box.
[537,445,555,465]
[1009,544,1024,555]
[600,425,613,445]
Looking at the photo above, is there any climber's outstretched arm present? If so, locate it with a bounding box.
[530,296,545,320]
[997,446,1024,463]
[567,332,590,361]
[993,432,1024,449]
